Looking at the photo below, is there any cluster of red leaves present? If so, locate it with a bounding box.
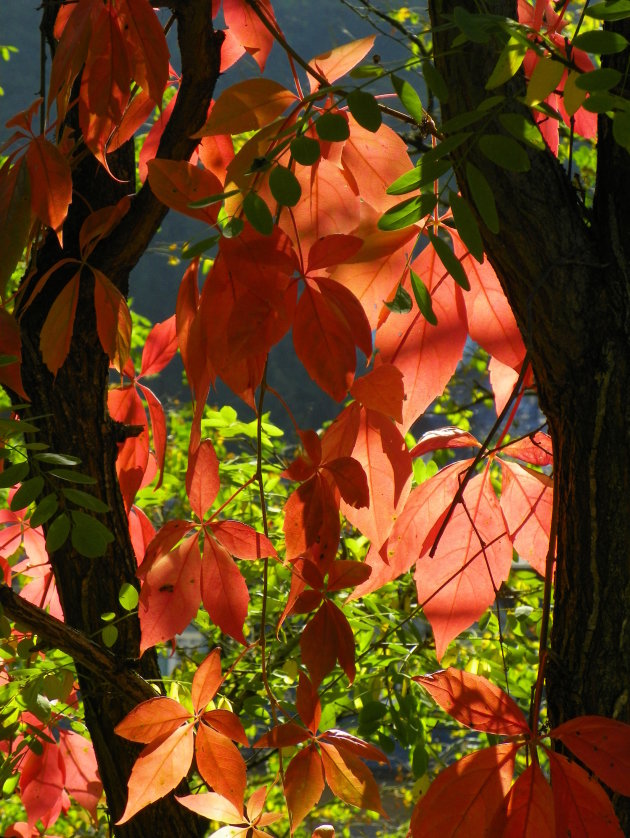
[411,668,630,836]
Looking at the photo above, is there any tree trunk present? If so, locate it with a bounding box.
[12,2,223,833]
[428,0,630,829]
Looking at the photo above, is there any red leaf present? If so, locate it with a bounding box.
[408,744,517,836]
[319,740,386,816]
[222,0,278,72]
[114,697,192,743]
[93,268,132,371]
[413,668,530,736]
[322,457,368,509]
[25,136,72,242]
[118,0,169,105]
[499,762,555,837]
[201,536,250,644]
[297,672,321,734]
[308,37,375,91]
[501,432,553,467]
[211,520,276,560]
[550,716,630,795]
[254,722,312,749]
[284,745,325,830]
[320,731,388,765]
[192,648,222,713]
[19,740,66,828]
[186,438,220,519]
[39,272,80,375]
[316,276,372,358]
[58,729,102,820]
[341,407,412,551]
[140,315,178,378]
[136,382,167,489]
[375,244,468,432]
[300,604,338,688]
[48,0,93,124]
[283,474,340,567]
[414,470,513,661]
[306,235,364,274]
[202,709,249,747]
[195,723,247,812]
[549,751,624,837]
[324,600,356,684]
[350,365,405,424]
[327,560,371,592]
[138,533,201,653]
[137,518,195,578]
[500,460,553,577]
[147,159,222,224]
[116,725,194,824]
[410,427,481,457]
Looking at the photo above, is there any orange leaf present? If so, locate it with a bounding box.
[410,427,481,457]
[176,791,243,823]
[186,438,220,519]
[211,520,276,560]
[414,470,513,661]
[350,365,404,423]
[283,474,340,567]
[284,745,325,831]
[308,36,376,92]
[322,458,368,509]
[114,696,192,744]
[500,432,553,467]
[327,560,371,592]
[195,78,296,137]
[118,0,169,105]
[409,744,516,836]
[413,668,530,736]
[550,716,630,796]
[136,382,167,488]
[139,315,178,378]
[39,272,80,376]
[58,729,102,820]
[549,751,624,837]
[319,740,386,816]
[201,536,250,644]
[147,159,222,224]
[341,407,412,551]
[320,731,388,765]
[306,235,363,274]
[203,709,248,747]
[195,723,247,812]
[116,724,194,824]
[93,268,132,371]
[192,648,222,713]
[222,0,278,72]
[297,672,321,735]
[25,137,72,242]
[500,460,553,577]
[253,722,312,749]
[19,739,66,828]
[499,762,555,837]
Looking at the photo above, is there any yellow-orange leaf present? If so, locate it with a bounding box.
[308,36,375,92]
[194,78,296,137]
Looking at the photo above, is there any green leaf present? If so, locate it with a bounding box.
[0,418,39,436]
[269,165,302,206]
[48,468,97,484]
[70,511,114,558]
[525,55,565,106]
[0,355,18,366]
[119,583,139,611]
[575,68,623,91]
[613,110,630,151]
[581,91,620,112]
[181,235,221,259]
[391,75,424,124]
[0,461,29,489]
[347,89,382,132]
[221,217,244,238]
[573,29,629,54]
[10,477,44,511]
[377,194,437,231]
[586,0,630,20]
[29,493,59,528]
[453,6,495,42]
[421,133,472,164]
[478,134,531,172]
[101,625,118,648]
[101,611,116,622]
[422,60,449,102]
[34,452,81,466]
[486,34,528,89]
[188,188,241,209]
[385,284,413,313]
[242,192,274,236]
[448,191,484,264]
[466,162,500,234]
[315,112,350,141]
[412,739,429,777]
[386,158,452,195]
[410,269,438,325]
[350,63,385,79]
[498,113,546,150]
[62,488,110,513]
[45,513,71,553]
[428,228,471,290]
[290,136,321,165]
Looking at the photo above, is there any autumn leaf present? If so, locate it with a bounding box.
[284,745,325,830]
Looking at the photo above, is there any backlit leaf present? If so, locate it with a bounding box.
[550,716,630,795]
[195,78,295,136]
[114,697,191,744]
[347,89,382,132]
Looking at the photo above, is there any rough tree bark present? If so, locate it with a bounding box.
[10,2,222,834]
[429,0,630,828]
